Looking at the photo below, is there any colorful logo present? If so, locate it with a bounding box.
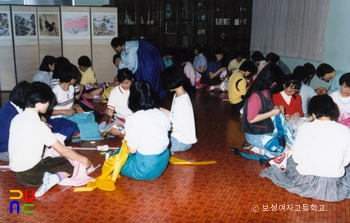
[9,190,35,214]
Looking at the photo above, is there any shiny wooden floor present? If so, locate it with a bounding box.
[1,90,350,223]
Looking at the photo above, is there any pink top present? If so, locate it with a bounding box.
[247,90,270,122]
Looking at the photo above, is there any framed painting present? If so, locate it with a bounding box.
[38,12,60,38]
[62,12,90,39]
[92,12,117,38]
[13,12,37,38]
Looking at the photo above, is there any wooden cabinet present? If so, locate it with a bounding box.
[194,0,210,48]
[111,0,252,60]
[138,0,160,47]
[160,0,252,59]
[162,0,194,49]
[162,0,180,48]
[113,0,161,48]
[115,0,137,40]
[210,0,252,59]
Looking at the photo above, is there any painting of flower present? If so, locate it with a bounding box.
[62,13,89,38]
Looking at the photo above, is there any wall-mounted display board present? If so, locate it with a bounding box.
[61,6,91,68]
[37,6,62,62]
[0,5,16,91]
[90,7,118,83]
[12,5,39,86]
[0,5,118,91]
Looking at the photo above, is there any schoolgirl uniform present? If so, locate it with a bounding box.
[121,108,171,180]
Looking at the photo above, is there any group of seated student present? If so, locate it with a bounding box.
[1,81,92,197]
[228,50,350,202]
[3,41,350,201]
[0,39,200,192]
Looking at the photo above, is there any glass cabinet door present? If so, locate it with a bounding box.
[164,0,179,48]
[117,0,137,40]
[139,0,159,47]
[213,0,232,53]
[194,0,209,48]
[232,0,252,53]
[180,0,193,48]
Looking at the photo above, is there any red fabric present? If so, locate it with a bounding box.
[272,92,303,117]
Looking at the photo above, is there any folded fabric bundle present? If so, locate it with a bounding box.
[63,111,103,141]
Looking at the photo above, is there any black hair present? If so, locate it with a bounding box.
[161,64,190,92]
[59,63,79,83]
[251,51,264,62]
[78,55,92,67]
[239,60,257,77]
[113,53,121,64]
[9,81,30,110]
[245,64,284,98]
[39,55,56,72]
[283,73,301,98]
[193,44,204,54]
[52,57,70,79]
[211,48,225,62]
[128,81,155,112]
[111,37,126,47]
[25,81,56,111]
[307,94,336,119]
[265,52,280,64]
[316,63,334,78]
[339,72,350,86]
[303,63,316,85]
[293,65,308,82]
[117,68,134,83]
[304,63,315,75]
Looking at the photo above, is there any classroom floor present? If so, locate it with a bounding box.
[1,90,349,223]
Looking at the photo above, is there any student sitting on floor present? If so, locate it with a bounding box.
[227,50,246,73]
[293,66,317,117]
[109,53,122,87]
[205,48,227,92]
[272,73,303,121]
[9,82,92,197]
[105,68,134,136]
[101,54,122,103]
[331,72,350,128]
[316,63,344,95]
[260,94,350,202]
[121,81,171,180]
[0,81,30,162]
[77,55,104,102]
[33,55,56,86]
[228,60,257,114]
[160,65,197,153]
[47,64,84,141]
[265,52,291,75]
[237,64,291,164]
